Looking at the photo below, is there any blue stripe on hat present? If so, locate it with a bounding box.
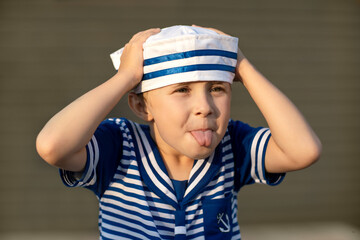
[142,64,236,81]
[144,49,237,66]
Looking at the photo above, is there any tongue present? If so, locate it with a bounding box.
[191,130,212,147]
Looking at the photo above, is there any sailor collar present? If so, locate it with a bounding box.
[128,121,224,210]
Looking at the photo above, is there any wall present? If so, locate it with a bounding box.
[0,0,359,234]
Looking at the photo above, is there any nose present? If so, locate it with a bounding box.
[193,91,213,117]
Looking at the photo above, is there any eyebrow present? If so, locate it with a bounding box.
[172,81,226,87]
[209,81,226,85]
[173,82,190,87]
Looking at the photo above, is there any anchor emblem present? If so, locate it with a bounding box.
[217,212,230,233]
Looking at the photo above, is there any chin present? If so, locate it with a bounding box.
[185,147,214,160]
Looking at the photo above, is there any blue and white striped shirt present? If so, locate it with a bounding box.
[61,118,284,239]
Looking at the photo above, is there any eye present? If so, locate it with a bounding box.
[210,85,225,92]
[174,87,190,93]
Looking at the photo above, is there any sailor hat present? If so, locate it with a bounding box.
[110,25,238,93]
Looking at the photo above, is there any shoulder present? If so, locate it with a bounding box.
[227,119,270,148]
[98,118,151,140]
[94,118,136,143]
[100,117,130,127]
[227,119,256,136]
[99,117,135,132]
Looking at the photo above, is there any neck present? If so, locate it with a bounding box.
[163,156,194,181]
[149,123,194,181]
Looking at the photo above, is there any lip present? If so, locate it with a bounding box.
[190,128,213,132]
[186,121,218,135]
[188,123,216,132]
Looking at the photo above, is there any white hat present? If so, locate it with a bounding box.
[110,25,238,93]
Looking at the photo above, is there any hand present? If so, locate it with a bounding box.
[118,28,161,90]
[191,24,245,82]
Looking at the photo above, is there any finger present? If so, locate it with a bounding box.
[191,24,230,36]
[130,28,158,40]
[140,28,161,41]
[129,28,160,43]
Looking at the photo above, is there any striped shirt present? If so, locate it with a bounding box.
[60,118,284,239]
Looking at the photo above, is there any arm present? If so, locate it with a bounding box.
[36,28,160,172]
[236,56,322,173]
[192,25,321,173]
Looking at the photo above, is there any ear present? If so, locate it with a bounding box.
[128,92,154,122]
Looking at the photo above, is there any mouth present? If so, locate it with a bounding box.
[190,129,213,147]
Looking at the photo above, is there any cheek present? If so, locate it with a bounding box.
[151,104,187,138]
[216,97,231,118]
[156,99,188,121]
[215,98,231,136]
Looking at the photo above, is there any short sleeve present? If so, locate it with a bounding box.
[60,118,124,198]
[228,120,285,191]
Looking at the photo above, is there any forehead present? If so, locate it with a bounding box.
[150,81,230,91]
[143,81,231,99]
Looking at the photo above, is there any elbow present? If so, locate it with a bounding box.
[36,133,63,167]
[298,138,322,169]
[307,141,322,166]
[311,136,322,162]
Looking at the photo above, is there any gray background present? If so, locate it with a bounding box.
[0,0,359,238]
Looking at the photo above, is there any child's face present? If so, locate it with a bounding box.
[144,81,232,160]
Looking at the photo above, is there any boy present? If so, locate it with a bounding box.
[36,25,321,239]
